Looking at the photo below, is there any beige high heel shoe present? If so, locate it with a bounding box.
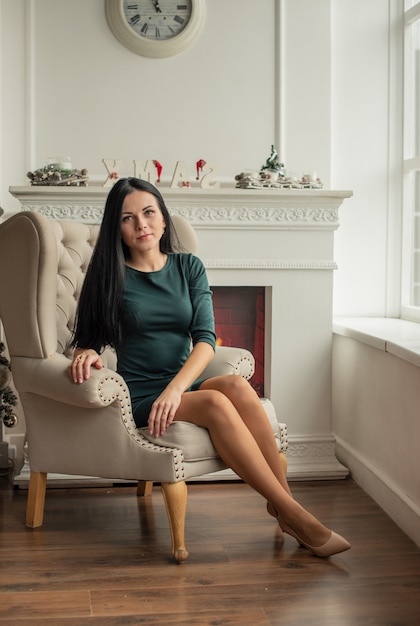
[266,501,351,558]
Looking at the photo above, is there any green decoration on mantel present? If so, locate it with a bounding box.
[260,144,287,178]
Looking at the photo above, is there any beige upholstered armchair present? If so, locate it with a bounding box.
[0,210,288,562]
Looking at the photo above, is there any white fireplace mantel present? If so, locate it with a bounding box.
[9,184,353,481]
[9,185,350,230]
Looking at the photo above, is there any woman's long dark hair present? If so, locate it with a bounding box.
[70,177,179,352]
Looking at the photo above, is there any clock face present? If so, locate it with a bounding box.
[105,0,205,58]
[122,1,193,41]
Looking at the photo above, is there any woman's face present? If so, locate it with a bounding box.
[120,190,166,255]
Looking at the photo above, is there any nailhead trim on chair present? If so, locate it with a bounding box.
[97,373,186,479]
[277,423,288,453]
[236,355,254,379]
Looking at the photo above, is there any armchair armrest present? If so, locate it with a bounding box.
[12,353,129,409]
[12,346,254,412]
[201,345,254,380]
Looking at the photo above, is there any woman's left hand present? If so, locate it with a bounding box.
[147,342,214,437]
[148,387,182,437]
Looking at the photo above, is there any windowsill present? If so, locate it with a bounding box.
[333,317,420,368]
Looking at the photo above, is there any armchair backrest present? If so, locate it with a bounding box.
[0,210,198,361]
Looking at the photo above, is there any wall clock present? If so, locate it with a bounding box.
[105,0,206,58]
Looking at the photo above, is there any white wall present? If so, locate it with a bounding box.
[332,332,420,547]
[0,0,26,210]
[283,0,332,182]
[0,0,401,314]
[331,0,402,317]
[2,0,276,193]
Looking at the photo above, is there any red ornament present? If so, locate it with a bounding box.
[153,160,163,183]
[196,159,206,180]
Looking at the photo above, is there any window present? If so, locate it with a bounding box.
[402,1,420,320]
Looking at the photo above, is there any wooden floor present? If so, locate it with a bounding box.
[1,477,419,625]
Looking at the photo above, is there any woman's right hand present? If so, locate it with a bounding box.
[69,349,103,384]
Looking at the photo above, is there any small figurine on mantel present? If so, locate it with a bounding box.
[260,144,286,180]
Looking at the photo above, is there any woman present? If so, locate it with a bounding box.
[69,177,350,558]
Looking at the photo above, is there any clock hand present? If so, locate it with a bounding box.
[152,1,162,13]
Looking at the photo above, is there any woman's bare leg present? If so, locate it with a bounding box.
[174,386,349,554]
[200,375,292,496]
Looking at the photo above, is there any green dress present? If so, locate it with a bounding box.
[117,253,216,427]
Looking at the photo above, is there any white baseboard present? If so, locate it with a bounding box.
[335,435,420,549]
[199,436,349,482]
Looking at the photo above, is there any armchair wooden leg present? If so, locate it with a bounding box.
[161,481,189,563]
[137,480,153,497]
[26,471,47,528]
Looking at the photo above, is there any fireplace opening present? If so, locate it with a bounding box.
[211,286,264,397]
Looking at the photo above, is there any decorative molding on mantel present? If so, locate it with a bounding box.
[203,259,338,271]
[16,204,105,224]
[168,206,340,229]
[9,186,353,230]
